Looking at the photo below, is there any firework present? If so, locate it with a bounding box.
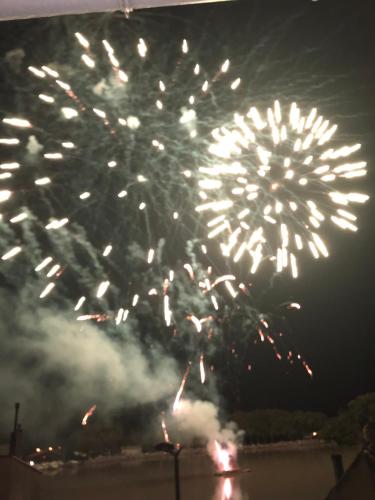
[173,363,191,413]
[0,25,351,401]
[161,414,170,443]
[197,102,368,277]
[81,404,96,425]
[214,440,232,471]
[199,354,206,384]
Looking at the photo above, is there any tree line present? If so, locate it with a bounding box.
[231,392,375,445]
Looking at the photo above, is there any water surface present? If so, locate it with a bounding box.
[42,447,357,500]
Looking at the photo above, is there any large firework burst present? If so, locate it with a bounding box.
[196,101,368,277]
[0,31,240,305]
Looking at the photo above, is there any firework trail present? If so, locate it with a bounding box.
[161,413,170,442]
[81,404,96,425]
[173,362,191,413]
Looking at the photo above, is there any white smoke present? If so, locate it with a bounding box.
[0,296,178,439]
[26,135,43,156]
[172,399,243,467]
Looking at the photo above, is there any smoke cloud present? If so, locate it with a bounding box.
[0,291,178,440]
[172,399,243,465]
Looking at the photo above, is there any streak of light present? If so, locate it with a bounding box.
[161,415,170,443]
[164,295,172,326]
[103,245,112,257]
[74,296,86,311]
[1,246,22,260]
[35,257,53,271]
[35,177,51,185]
[173,364,191,413]
[200,354,206,384]
[3,117,32,128]
[147,248,155,264]
[82,405,96,426]
[96,281,110,298]
[40,282,55,298]
[132,294,139,307]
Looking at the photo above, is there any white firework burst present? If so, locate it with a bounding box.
[196,101,369,277]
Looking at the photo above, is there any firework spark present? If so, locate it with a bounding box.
[173,363,191,413]
[199,354,206,384]
[161,414,170,443]
[81,404,96,426]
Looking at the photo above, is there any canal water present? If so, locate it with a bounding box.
[41,447,357,500]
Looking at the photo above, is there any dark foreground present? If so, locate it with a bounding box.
[40,446,357,500]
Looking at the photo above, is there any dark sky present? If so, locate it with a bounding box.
[0,0,374,418]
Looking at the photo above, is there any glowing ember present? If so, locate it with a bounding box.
[81,404,96,426]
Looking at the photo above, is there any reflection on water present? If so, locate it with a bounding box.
[42,447,358,500]
[214,477,242,500]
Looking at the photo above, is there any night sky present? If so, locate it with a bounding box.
[0,0,374,423]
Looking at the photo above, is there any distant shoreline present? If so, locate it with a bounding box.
[240,439,333,454]
[32,439,357,475]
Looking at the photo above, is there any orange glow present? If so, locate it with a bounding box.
[82,404,96,425]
